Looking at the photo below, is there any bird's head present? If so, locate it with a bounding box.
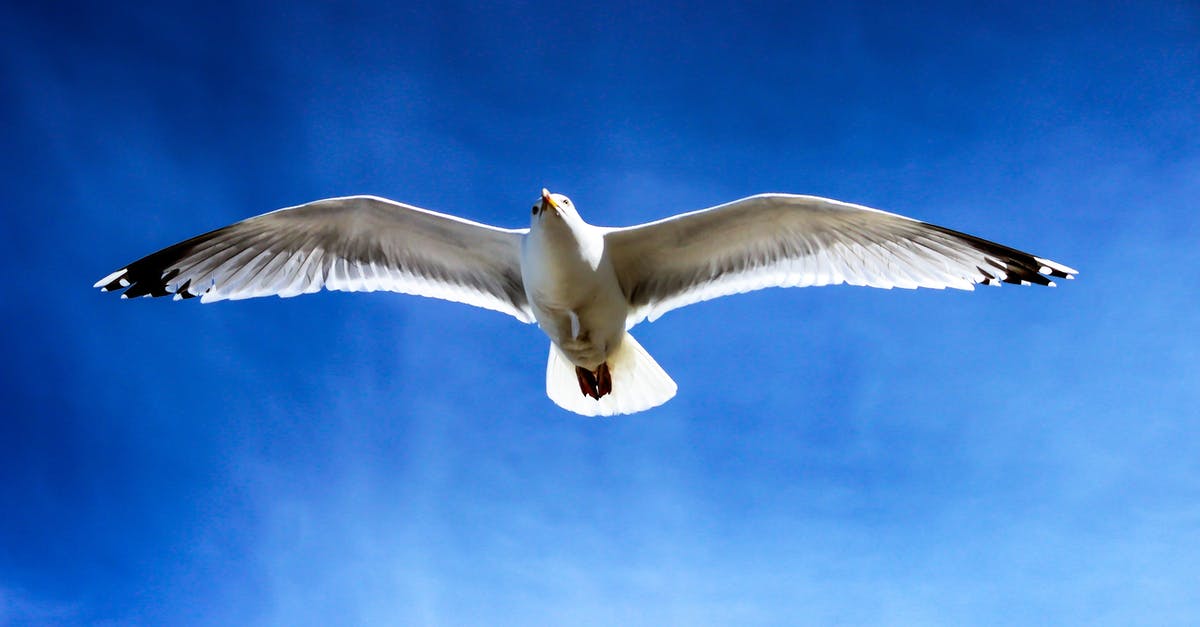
[531,188,577,225]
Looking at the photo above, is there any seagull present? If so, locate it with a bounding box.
[96,189,1077,416]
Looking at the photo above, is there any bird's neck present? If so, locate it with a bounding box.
[534,216,606,271]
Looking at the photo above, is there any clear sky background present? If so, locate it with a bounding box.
[2,1,1198,625]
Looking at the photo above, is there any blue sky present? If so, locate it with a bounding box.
[2,1,1198,624]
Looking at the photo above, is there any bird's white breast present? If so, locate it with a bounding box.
[521,217,628,368]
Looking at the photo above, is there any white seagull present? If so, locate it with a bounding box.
[96,189,1077,416]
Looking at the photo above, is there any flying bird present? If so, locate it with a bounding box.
[96,190,1076,416]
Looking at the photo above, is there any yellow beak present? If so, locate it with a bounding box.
[541,188,559,212]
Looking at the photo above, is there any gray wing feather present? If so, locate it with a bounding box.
[604,194,1077,326]
[95,195,534,322]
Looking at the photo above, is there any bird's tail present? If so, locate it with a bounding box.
[546,332,677,417]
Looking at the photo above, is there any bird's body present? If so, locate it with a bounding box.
[521,193,625,371]
[96,189,1077,416]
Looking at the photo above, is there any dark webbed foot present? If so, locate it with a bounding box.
[575,363,613,400]
[595,362,612,398]
[576,366,600,399]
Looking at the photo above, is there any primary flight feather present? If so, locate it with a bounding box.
[96,190,1076,416]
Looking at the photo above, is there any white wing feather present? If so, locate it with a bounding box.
[605,194,1077,326]
[95,195,535,322]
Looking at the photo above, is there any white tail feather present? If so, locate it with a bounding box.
[546,333,677,417]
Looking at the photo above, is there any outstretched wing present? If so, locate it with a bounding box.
[605,194,1077,326]
[95,195,535,322]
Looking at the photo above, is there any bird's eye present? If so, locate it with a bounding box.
[532,205,539,215]
[562,199,571,205]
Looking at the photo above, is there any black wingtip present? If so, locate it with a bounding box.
[96,227,230,301]
[927,224,1075,288]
